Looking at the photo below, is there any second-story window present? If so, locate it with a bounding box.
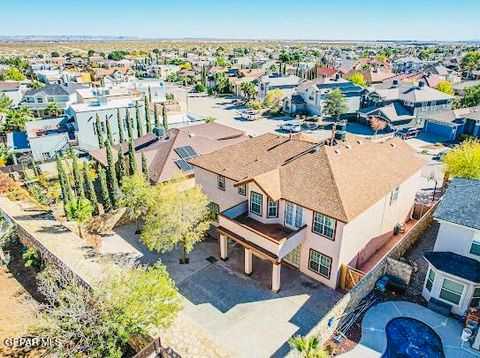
[237,184,246,196]
[285,201,303,228]
[217,175,226,191]
[37,97,44,103]
[267,198,278,218]
[312,212,336,240]
[470,239,480,256]
[250,191,263,216]
[390,186,400,205]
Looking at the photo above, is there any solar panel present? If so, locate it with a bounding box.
[175,145,198,159]
[174,159,193,172]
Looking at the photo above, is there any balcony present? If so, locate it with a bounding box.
[218,201,307,261]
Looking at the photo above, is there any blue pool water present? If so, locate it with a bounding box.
[382,317,445,358]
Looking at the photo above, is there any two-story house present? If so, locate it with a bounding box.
[283,75,364,117]
[359,79,454,130]
[257,74,303,102]
[190,133,425,292]
[423,178,480,316]
[22,83,86,118]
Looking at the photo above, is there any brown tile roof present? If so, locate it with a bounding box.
[190,133,426,222]
[90,123,247,184]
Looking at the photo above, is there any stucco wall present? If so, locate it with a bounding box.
[434,220,480,261]
[339,170,421,269]
[194,167,246,212]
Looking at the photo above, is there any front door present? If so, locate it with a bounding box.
[284,245,301,268]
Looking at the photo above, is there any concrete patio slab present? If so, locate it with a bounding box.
[341,300,480,358]
[111,223,344,357]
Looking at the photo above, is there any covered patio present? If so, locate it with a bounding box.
[218,202,307,293]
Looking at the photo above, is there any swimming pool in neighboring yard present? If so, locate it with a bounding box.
[382,317,445,358]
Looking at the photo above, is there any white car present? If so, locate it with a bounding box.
[280,123,302,132]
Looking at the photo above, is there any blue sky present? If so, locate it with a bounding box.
[1,0,479,41]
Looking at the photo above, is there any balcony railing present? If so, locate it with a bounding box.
[219,201,307,259]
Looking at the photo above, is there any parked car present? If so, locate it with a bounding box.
[301,122,318,131]
[433,151,447,161]
[395,127,420,140]
[280,123,302,132]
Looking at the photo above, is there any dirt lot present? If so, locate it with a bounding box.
[0,243,43,358]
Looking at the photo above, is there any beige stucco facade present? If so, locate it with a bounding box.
[194,165,422,290]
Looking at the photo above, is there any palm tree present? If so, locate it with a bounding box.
[204,116,216,123]
[288,336,328,358]
[65,197,93,239]
[46,102,62,117]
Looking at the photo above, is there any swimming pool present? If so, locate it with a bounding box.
[382,317,445,358]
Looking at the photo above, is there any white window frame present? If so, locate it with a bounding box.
[426,268,435,292]
[250,191,263,216]
[217,175,226,191]
[308,249,332,278]
[267,198,278,218]
[312,212,336,240]
[285,201,303,228]
[237,184,246,196]
[470,239,480,256]
[439,278,464,306]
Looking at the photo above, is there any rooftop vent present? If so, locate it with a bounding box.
[357,139,363,145]
[334,148,341,154]
[345,144,352,150]
[390,143,396,148]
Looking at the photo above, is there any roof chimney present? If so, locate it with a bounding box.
[392,79,399,87]
[418,80,426,89]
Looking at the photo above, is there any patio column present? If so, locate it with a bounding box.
[244,248,253,275]
[220,234,228,260]
[272,263,281,293]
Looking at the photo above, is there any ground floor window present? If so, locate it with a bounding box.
[439,278,464,305]
[471,287,480,308]
[426,269,435,292]
[308,249,332,279]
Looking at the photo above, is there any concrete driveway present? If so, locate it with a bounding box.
[109,223,344,357]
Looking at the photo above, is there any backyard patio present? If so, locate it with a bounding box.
[108,223,344,357]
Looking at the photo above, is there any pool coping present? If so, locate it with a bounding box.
[340,300,480,358]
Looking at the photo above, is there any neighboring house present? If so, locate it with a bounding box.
[134,80,166,103]
[423,178,480,316]
[25,117,76,161]
[453,80,480,96]
[90,122,247,185]
[359,79,454,130]
[67,97,145,151]
[258,74,303,101]
[0,81,23,107]
[393,56,431,74]
[283,75,364,117]
[22,83,85,117]
[190,133,425,291]
[92,67,136,87]
[36,69,63,84]
[426,65,461,84]
[423,106,480,140]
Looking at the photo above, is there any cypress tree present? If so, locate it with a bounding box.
[70,149,85,198]
[162,104,168,130]
[117,148,127,183]
[56,155,73,212]
[141,152,149,183]
[105,115,114,145]
[98,165,111,212]
[105,141,119,208]
[83,162,98,214]
[144,96,152,133]
[126,109,133,139]
[116,108,125,143]
[148,86,152,102]
[153,103,159,128]
[95,114,105,148]
[128,139,137,175]
[135,102,144,138]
